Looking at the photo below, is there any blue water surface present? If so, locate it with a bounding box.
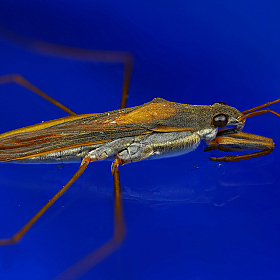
[0,1,279,280]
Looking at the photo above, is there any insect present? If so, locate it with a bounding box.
[0,24,279,280]
[0,72,279,279]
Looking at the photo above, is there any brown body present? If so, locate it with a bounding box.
[0,98,242,163]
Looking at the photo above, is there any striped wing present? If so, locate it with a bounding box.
[0,98,196,162]
[0,111,145,162]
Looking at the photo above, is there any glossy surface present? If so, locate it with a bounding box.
[0,1,279,280]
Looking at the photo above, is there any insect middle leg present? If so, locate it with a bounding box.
[0,155,125,279]
[52,158,125,280]
[0,70,130,116]
[0,25,134,109]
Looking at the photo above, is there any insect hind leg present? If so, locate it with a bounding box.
[0,157,90,245]
[0,25,134,110]
[0,74,77,116]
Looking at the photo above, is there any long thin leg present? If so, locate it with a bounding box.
[204,145,244,153]
[205,131,275,162]
[0,74,77,116]
[209,148,273,162]
[0,25,133,110]
[52,158,125,280]
[119,58,133,109]
[0,157,90,245]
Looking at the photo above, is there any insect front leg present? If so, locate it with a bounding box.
[204,131,275,162]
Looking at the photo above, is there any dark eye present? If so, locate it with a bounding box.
[213,101,227,105]
[213,114,228,127]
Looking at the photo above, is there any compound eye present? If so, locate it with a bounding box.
[213,101,227,105]
[213,114,228,127]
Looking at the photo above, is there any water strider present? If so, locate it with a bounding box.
[0,73,279,279]
[0,25,279,280]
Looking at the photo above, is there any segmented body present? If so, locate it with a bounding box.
[0,98,240,164]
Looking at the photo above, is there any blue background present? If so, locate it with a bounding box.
[0,1,279,279]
